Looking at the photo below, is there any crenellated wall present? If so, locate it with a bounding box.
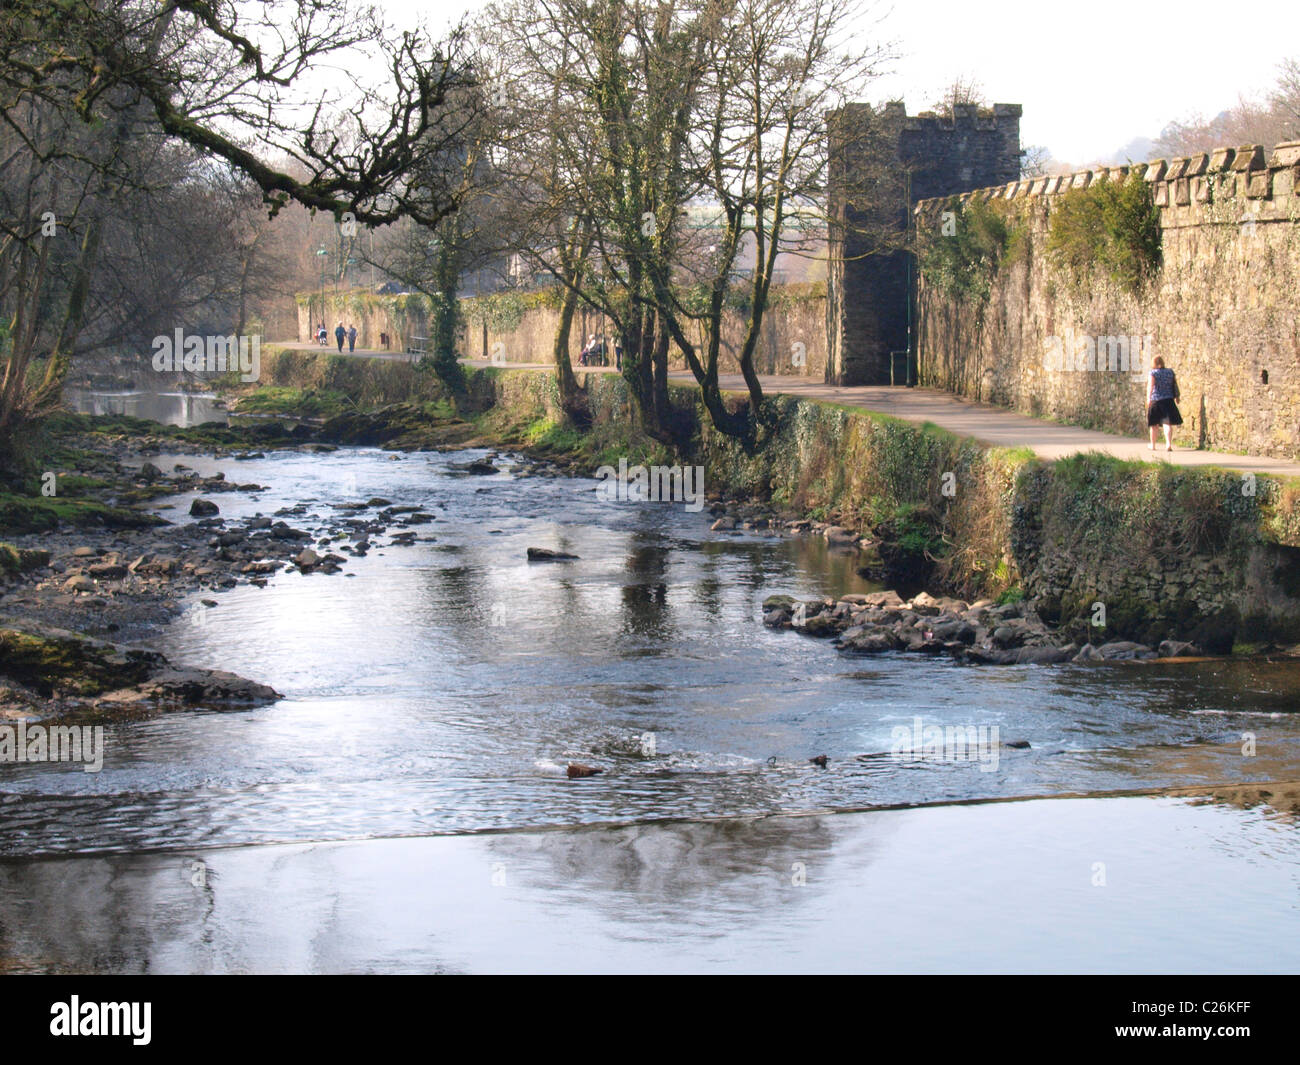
[914,142,1300,459]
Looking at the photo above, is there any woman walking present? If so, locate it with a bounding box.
[1146,355,1182,451]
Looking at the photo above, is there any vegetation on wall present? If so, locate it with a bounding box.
[1046,174,1162,296]
[461,288,567,332]
[917,196,1024,305]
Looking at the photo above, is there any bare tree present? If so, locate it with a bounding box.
[1155,59,1300,157]
[482,0,889,446]
[0,0,481,472]
[929,75,985,119]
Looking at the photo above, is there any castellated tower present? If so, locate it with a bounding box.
[826,101,1022,385]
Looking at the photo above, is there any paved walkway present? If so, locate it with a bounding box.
[277,343,1300,477]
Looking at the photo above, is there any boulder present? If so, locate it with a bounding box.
[527,547,579,561]
[991,624,1027,649]
[86,563,126,580]
[964,647,1016,665]
[862,590,905,610]
[800,614,840,637]
[1012,646,1073,665]
[1096,641,1156,661]
[908,591,945,615]
[189,498,220,517]
[840,629,902,654]
[930,619,977,645]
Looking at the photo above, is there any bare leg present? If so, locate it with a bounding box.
[1149,425,1158,449]
[1164,423,1173,450]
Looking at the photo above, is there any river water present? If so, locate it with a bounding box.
[3,404,1299,971]
[62,386,229,427]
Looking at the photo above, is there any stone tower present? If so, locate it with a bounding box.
[826,101,1022,385]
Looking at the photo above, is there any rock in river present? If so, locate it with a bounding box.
[527,547,579,561]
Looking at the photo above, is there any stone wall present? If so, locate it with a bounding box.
[826,102,1022,385]
[294,286,828,376]
[915,142,1300,459]
[464,291,827,376]
[296,292,431,354]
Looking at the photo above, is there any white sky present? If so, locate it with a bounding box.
[391,0,1300,165]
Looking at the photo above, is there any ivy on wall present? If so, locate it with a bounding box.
[917,196,1024,305]
[1046,174,1162,297]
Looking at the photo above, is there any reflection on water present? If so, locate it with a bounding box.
[1,445,1298,858]
[1,793,1296,974]
[63,387,228,427]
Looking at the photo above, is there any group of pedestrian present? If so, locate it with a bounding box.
[316,321,359,353]
[578,334,622,370]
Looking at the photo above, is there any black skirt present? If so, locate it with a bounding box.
[1147,398,1183,426]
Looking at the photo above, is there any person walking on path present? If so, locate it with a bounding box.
[1146,355,1183,451]
[334,322,346,353]
[347,324,358,353]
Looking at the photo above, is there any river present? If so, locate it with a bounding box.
[2,399,1298,972]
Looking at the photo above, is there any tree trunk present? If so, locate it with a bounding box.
[552,282,586,423]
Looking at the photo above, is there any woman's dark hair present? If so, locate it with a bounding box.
[1152,356,1165,368]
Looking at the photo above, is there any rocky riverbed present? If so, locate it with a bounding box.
[0,416,577,722]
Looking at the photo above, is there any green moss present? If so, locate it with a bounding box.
[52,473,109,497]
[0,626,160,697]
[232,386,352,418]
[523,418,584,453]
[0,542,51,574]
[0,492,167,535]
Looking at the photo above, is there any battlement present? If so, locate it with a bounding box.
[914,141,1300,216]
[870,100,1024,131]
